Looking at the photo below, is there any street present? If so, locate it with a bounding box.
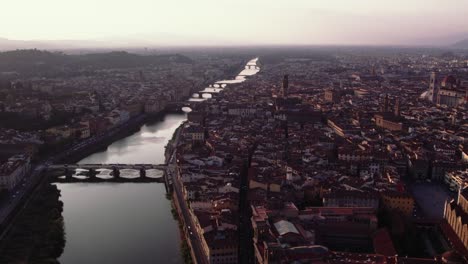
[168,122,208,264]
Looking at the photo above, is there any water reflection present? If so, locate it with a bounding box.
[58,183,182,264]
[238,68,260,76]
[78,114,186,164]
[181,107,192,113]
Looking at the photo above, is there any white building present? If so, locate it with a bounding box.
[445,169,468,192]
[0,155,31,191]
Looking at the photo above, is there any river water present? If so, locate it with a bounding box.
[57,58,259,264]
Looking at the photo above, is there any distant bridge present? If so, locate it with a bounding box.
[45,164,171,184]
[48,164,167,170]
[166,100,200,110]
[245,65,259,69]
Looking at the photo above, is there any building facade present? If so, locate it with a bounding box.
[443,188,468,251]
[428,73,467,107]
[0,154,31,191]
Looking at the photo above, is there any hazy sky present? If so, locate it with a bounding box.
[2,0,468,45]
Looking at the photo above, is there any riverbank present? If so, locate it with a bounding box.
[58,111,176,164]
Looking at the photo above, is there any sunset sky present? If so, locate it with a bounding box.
[1,0,467,46]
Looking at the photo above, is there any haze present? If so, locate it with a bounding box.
[1,0,468,46]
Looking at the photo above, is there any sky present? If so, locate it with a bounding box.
[1,0,468,46]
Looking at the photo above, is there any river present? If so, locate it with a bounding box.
[56,58,259,264]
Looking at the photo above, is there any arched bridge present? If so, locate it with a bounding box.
[48,163,167,170]
[166,100,199,110]
[245,65,259,69]
[46,163,172,184]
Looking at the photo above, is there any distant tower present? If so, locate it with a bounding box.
[281,74,289,97]
[429,72,437,103]
[139,70,145,82]
[381,94,390,112]
[394,98,400,116]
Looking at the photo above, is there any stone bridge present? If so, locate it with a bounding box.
[246,65,258,69]
[166,101,199,110]
[46,164,170,184]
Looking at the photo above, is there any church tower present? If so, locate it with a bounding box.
[381,94,390,112]
[429,72,438,103]
[281,74,289,98]
[394,98,401,116]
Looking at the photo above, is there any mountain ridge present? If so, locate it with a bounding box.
[452,38,468,49]
[0,49,193,77]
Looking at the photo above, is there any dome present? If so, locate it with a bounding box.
[441,75,457,87]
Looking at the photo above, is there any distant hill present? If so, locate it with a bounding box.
[0,37,134,51]
[0,38,90,51]
[452,38,468,49]
[0,49,193,77]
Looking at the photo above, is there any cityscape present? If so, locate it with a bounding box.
[0,1,468,264]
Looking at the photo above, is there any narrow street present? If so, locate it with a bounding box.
[168,122,208,264]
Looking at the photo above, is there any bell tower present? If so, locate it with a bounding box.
[281,74,289,98]
[394,98,400,116]
[429,72,437,103]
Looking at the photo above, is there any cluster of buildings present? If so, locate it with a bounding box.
[0,129,41,192]
[175,51,467,263]
[0,54,246,192]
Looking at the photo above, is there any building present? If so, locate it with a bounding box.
[381,191,414,217]
[185,125,205,142]
[144,100,162,114]
[428,73,467,107]
[324,89,342,103]
[374,95,405,131]
[46,125,73,140]
[187,111,206,126]
[0,154,31,191]
[191,209,239,264]
[251,206,330,264]
[300,206,378,229]
[323,190,379,209]
[337,148,373,162]
[327,119,360,137]
[354,88,370,98]
[374,113,404,131]
[202,229,238,264]
[445,170,468,192]
[443,187,468,252]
